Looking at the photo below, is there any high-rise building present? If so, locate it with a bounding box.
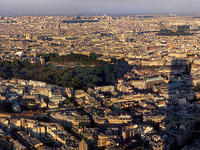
[79,139,88,150]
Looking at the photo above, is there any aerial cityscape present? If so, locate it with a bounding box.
[1,0,200,150]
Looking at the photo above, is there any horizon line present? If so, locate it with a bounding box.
[1,13,200,17]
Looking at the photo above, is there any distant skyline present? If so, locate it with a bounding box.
[0,0,200,16]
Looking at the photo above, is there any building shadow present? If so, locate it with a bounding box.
[151,58,197,149]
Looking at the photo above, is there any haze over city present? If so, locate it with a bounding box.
[0,0,200,16]
[1,0,200,149]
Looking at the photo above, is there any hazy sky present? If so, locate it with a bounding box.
[0,0,200,16]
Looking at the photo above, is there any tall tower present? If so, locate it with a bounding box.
[25,33,31,40]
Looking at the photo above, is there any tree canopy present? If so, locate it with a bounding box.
[0,53,132,90]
